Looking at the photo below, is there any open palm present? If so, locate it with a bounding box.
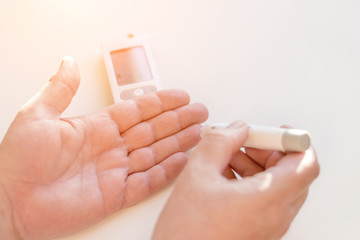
[0,57,208,239]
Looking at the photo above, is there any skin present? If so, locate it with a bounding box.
[152,121,320,240]
[0,57,208,240]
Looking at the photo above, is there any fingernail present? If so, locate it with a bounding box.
[61,56,74,68]
[200,121,246,137]
[200,123,228,137]
[50,56,75,82]
[229,120,246,129]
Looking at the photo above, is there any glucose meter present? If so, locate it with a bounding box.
[103,34,161,103]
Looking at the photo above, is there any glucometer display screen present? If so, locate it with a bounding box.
[110,46,153,86]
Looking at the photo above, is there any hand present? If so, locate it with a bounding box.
[152,121,320,240]
[0,57,208,240]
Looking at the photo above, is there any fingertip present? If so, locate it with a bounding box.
[19,56,81,119]
[157,89,191,109]
[193,122,249,172]
[303,148,320,180]
[61,56,75,65]
[172,89,190,102]
[58,56,77,76]
[174,124,204,151]
[200,103,209,121]
[188,123,203,144]
[200,120,248,142]
[56,56,80,94]
[310,147,320,178]
[191,103,209,123]
[45,56,80,115]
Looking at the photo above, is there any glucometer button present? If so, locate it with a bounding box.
[134,88,144,96]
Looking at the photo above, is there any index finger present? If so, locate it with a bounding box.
[106,89,190,132]
[190,121,249,173]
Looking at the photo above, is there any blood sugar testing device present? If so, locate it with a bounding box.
[201,123,311,152]
[103,34,161,103]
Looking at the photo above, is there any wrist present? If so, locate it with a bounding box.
[0,179,21,239]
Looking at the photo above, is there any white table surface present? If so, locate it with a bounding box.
[1,0,359,239]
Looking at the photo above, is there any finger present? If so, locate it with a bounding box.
[123,152,187,208]
[122,103,207,152]
[128,124,202,174]
[222,166,237,179]
[229,150,264,177]
[189,121,248,173]
[245,148,285,169]
[243,148,320,200]
[22,56,80,119]
[106,89,193,132]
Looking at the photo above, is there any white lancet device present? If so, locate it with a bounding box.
[201,123,311,152]
[103,34,161,103]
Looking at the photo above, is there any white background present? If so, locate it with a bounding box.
[0,0,359,239]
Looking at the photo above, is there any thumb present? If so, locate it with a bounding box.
[22,56,80,118]
[190,121,249,173]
